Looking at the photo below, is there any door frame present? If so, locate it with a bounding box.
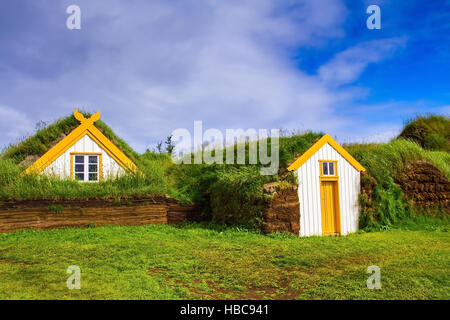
[319,160,341,235]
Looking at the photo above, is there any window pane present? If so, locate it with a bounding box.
[75,173,84,181]
[89,164,98,173]
[89,156,98,164]
[329,162,334,175]
[323,162,328,175]
[89,173,98,181]
[75,164,84,172]
[75,155,84,163]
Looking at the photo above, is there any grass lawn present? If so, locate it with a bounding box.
[0,224,448,300]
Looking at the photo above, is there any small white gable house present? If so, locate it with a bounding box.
[25,110,137,181]
[287,134,365,237]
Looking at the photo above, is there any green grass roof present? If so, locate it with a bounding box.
[399,114,450,152]
[1,111,140,166]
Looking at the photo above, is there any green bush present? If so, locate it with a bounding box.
[359,177,412,230]
[208,166,271,229]
[399,114,450,152]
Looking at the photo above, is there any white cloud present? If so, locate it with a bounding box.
[339,127,401,145]
[318,37,407,85]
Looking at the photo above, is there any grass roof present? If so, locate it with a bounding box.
[399,114,450,152]
[1,111,140,166]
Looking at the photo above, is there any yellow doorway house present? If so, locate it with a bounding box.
[25,110,137,181]
[288,134,365,236]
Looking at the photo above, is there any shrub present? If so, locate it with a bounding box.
[208,166,271,229]
[399,114,450,152]
[359,177,412,230]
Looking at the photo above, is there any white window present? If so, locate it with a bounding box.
[74,154,99,182]
[322,161,336,176]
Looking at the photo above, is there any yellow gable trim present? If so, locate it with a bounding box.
[24,118,92,174]
[85,127,137,174]
[24,110,137,175]
[287,134,365,172]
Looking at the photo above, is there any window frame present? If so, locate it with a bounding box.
[319,160,338,180]
[70,152,103,182]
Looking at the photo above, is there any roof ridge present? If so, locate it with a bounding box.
[287,134,365,172]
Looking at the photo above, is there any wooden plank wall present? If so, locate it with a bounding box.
[0,198,200,233]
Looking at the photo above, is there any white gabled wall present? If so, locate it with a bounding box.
[42,134,125,179]
[296,142,361,237]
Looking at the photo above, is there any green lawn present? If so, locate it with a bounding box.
[0,224,448,300]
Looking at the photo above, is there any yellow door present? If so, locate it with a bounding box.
[321,181,340,235]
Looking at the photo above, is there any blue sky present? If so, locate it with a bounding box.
[0,0,449,152]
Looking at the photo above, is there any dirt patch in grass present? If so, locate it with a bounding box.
[0,257,38,266]
[147,266,305,300]
[147,266,168,273]
[245,278,304,300]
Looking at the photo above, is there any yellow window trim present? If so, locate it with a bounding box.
[287,134,365,172]
[25,110,137,175]
[320,176,339,181]
[319,160,339,180]
[70,153,103,181]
